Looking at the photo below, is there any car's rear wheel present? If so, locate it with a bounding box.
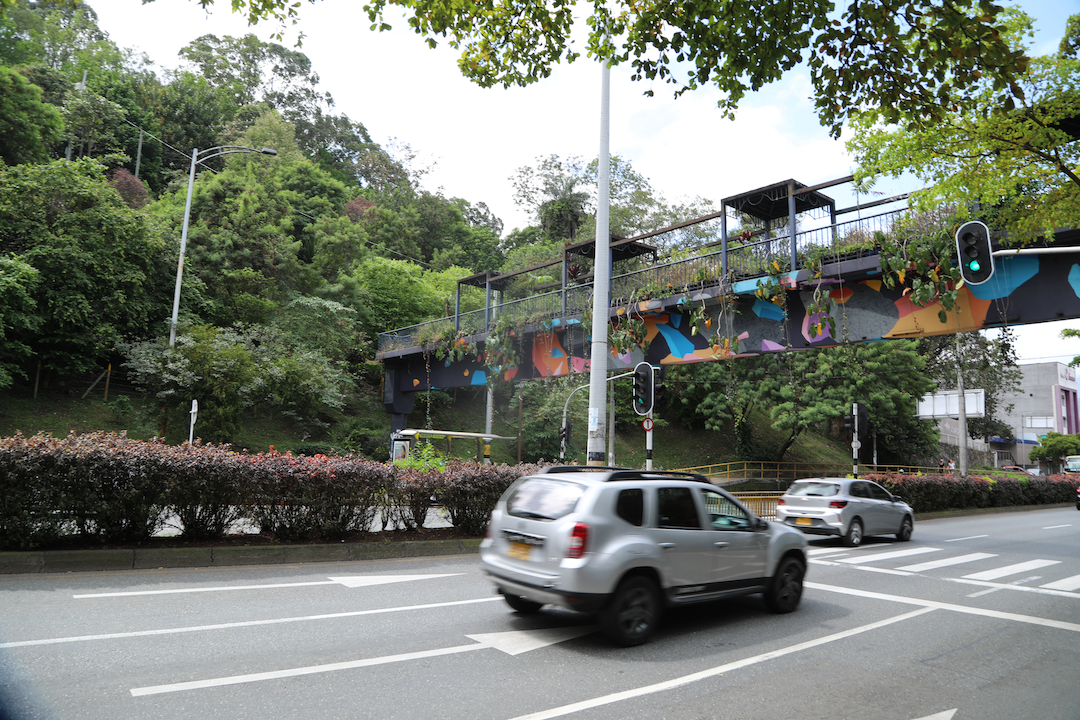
[844,518,864,547]
[764,556,805,613]
[600,576,661,647]
[896,516,913,542]
[503,593,543,614]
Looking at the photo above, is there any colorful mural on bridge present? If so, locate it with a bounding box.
[386,252,1080,396]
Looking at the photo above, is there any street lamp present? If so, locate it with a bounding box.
[168,145,278,346]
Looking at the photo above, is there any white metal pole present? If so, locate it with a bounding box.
[586,58,612,466]
[645,412,653,471]
[169,148,199,346]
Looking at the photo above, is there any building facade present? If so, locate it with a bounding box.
[990,362,1079,469]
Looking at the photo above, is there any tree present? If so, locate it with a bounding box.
[918,330,1023,442]
[848,11,1080,245]
[1028,432,1080,465]
[0,255,39,388]
[162,0,1028,139]
[680,341,937,462]
[0,65,63,164]
[0,159,167,377]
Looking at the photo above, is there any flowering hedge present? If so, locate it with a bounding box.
[867,472,1079,513]
[0,432,532,550]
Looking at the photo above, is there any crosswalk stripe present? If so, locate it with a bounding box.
[838,547,941,565]
[1040,574,1080,592]
[896,553,998,572]
[808,548,850,557]
[962,559,1061,581]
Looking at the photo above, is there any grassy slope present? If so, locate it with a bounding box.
[0,384,854,467]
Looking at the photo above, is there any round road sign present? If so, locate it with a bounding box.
[642,418,654,431]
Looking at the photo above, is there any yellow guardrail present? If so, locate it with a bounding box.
[676,461,934,484]
[730,492,786,520]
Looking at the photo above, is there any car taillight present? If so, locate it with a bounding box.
[777,498,786,505]
[566,523,588,559]
[829,500,848,508]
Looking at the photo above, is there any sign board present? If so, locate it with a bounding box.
[917,390,986,419]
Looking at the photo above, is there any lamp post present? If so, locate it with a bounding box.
[168,145,278,346]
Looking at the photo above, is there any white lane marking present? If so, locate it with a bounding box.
[914,711,957,720]
[75,581,337,598]
[806,581,1080,632]
[966,576,1040,598]
[838,547,941,564]
[1043,524,1072,529]
[855,566,914,577]
[946,535,988,542]
[1041,574,1080,592]
[132,626,596,696]
[133,644,484,696]
[962,559,1061,581]
[74,574,462,598]
[896,553,998,572]
[0,597,501,649]
[807,548,850,557]
[506,608,936,720]
[949,578,1080,600]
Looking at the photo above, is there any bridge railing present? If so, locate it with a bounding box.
[377,207,908,354]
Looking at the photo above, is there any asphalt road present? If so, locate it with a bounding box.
[1,507,1077,720]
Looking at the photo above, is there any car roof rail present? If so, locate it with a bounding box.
[606,470,710,483]
[537,465,633,474]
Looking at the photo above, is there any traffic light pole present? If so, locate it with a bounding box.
[851,402,860,478]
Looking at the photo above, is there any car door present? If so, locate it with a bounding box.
[645,486,718,591]
[866,481,902,533]
[847,481,879,533]
[699,488,769,585]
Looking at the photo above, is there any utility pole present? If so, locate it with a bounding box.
[585,57,612,466]
[956,333,968,476]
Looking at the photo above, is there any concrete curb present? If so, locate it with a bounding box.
[0,538,483,575]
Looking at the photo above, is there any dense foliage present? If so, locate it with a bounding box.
[872,471,1079,513]
[0,431,536,550]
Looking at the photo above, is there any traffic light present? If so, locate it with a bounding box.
[842,414,854,436]
[632,362,654,416]
[557,426,566,443]
[856,402,869,441]
[955,220,995,285]
[564,419,572,444]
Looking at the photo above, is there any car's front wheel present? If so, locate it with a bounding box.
[503,593,543,614]
[764,556,805,613]
[600,576,661,647]
[844,518,864,547]
[896,516,913,542]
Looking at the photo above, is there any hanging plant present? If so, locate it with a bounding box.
[433,330,479,363]
[609,315,650,356]
[483,316,518,378]
[876,224,963,324]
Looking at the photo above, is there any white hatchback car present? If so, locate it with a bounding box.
[480,467,808,646]
[776,478,914,547]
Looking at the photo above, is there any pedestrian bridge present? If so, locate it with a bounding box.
[376,176,1080,420]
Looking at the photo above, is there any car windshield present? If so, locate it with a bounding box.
[1065,457,1080,470]
[787,481,840,497]
[506,477,584,520]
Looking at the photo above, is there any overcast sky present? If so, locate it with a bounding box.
[85,0,1080,364]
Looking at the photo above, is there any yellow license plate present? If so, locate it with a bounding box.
[796,517,813,526]
[507,542,532,560]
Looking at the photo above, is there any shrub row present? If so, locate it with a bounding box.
[868,472,1079,514]
[0,432,537,550]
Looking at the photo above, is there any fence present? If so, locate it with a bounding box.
[377,207,909,356]
[677,461,938,485]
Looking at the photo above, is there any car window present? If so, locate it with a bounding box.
[701,489,751,530]
[849,482,870,498]
[787,481,840,497]
[615,488,645,526]
[506,478,583,520]
[867,483,892,501]
[657,487,701,529]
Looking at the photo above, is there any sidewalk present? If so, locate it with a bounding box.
[0,537,483,574]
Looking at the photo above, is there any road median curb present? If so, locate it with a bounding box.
[0,538,482,575]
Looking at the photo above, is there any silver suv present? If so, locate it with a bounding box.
[479,467,808,646]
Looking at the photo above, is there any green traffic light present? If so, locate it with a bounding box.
[968,259,982,272]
